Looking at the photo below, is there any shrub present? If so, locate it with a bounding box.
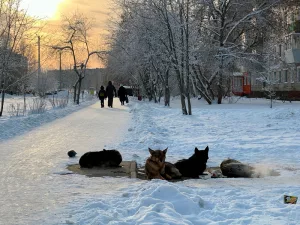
[7,103,25,117]
[28,98,47,114]
[48,96,69,109]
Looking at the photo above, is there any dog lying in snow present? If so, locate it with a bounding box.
[145,148,182,180]
[79,149,122,168]
[220,158,255,178]
[145,148,168,180]
[174,146,209,178]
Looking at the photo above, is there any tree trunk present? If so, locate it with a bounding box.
[180,93,187,115]
[217,58,224,104]
[185,0,192,115]
[73,85,77,103]
[73,80,78,103]
[217,78,223,104]
[179,4,187,115]
[76,77,83,104]
[164,70,170,106]
[0,89,4,117]
[23,88,26,116]
[0,77,5,117]
[165,85,170,106]
[174,66,187,114]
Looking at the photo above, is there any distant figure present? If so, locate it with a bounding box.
[98,86,107,108]
[106,81,117,108]
[118,85,127,105]
[68,150,77,158]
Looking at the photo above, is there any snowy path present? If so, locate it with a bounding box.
[0,100,139,225]
[1,98,300,225]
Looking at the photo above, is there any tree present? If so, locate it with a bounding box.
[53,12,106,104]
[0,0,37,117]
[199,0,282,104]
[107,0,289,113]
[108,0,196,114]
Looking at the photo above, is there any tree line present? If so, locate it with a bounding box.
[106,0,298,114]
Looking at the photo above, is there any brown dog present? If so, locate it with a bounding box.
[145,148,169,180]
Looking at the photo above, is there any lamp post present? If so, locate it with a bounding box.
[37,36,41,94]
[59,50,62,90]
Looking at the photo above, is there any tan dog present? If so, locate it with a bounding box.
[145,148,170,180]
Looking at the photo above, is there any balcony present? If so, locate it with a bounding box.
[284,33,300,64]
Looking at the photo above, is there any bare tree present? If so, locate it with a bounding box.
[0,0,37,117]
[53,12,106,104]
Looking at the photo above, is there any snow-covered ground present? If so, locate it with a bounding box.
[0,96,300,225]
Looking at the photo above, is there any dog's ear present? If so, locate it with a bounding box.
[205,146,209,152]
[148,148,154,155]
[163,147,168,155]
[194,147,199,153]
[103,149,106,151]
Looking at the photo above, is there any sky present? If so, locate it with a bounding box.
[21,0,116,69]
[22,0,113,21]
[0,95,300,224]
[22,0,64,18]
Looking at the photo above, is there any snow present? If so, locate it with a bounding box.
[0,96,300,225]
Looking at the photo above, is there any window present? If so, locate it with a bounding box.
[284,70,288,82]
[297,67,300,82]
[279,44,282,57]
[278,71,282,83]
[273,71,277,83]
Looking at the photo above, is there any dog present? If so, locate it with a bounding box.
[145,148,168,180]
[79,149,122,168]
[174,146,209,178]
[164,162,182,179]
[220,158,255,178]
[68,150,77,157]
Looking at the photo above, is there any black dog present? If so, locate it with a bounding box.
[79,149,122,168]
[174,146,209,178]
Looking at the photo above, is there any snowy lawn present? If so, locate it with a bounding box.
[1,90,94,118]
[1,96,300,224]
[0,91,97,141]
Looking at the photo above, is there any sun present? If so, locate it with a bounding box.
[21,0,64,19]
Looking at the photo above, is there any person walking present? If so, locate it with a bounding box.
[98,86,106,108]
[106,81,117,108]
[118,85,127,105]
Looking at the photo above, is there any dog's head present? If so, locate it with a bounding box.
[148,148,168,163]
[194,146,209,163]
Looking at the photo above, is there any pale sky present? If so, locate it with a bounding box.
[22,0,64,18]
[21,0,117,69]
[22,0,113,20]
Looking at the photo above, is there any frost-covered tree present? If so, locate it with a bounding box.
[0,0,37,117]
[199,0,282,104]
[108,0,199,114]
[107,0,292,113]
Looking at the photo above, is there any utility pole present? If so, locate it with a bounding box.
[59,51,62,90]
[37,36,41,93]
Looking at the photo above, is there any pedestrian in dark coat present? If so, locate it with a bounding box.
[106,81,117,108]
[118,85,127,105]
[98,86,106,108]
